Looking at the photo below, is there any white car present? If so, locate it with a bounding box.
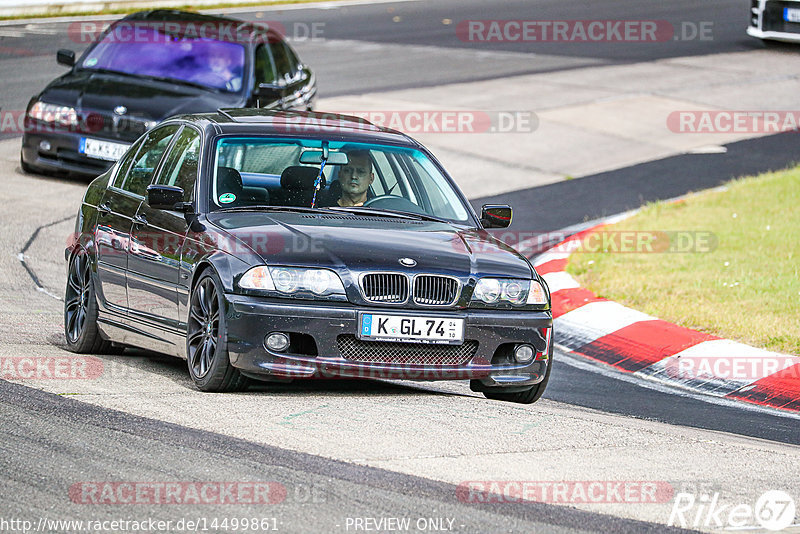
[748,0,800,42]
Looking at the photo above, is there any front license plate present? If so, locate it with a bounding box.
[359,313,464,345]
[785,7,800,22]
[79,137,130,161]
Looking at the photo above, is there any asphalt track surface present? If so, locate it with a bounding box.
[2,379,682,534]
[1,0,799,531]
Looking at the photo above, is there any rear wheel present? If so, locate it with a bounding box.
[186,271,249,392]
[64,251,115,353]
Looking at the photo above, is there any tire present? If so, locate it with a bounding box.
[186,270,249,392]
[20,154,37,175]
[64,250,116,354]
[482,354,553,404]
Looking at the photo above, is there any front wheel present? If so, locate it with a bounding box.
[186,271,249,392]
[20,154,37,175]
[481,357,552,404]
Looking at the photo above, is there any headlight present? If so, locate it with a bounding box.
[239,266,346,300]
[471,278,548,307]
[28,101,78,127]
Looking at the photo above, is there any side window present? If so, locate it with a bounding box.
[284,42,301,73]
[268,38,295,82]
[121,125,180,197]
[253,43,276,87]
[112,137,145,189]
[371,152,400,197]
[157,127,201,202]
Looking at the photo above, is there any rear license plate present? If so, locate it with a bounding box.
[359,313,464,345]
[785,7,800,22]
[80,137,130,161]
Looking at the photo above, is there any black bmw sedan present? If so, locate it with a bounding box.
[22,10,315,177]
[65,109,552,403]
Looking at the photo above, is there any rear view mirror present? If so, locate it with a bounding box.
[481,204,512,228]
[57,49,75,67]
[147,184,185,211]
[299,150,349,165]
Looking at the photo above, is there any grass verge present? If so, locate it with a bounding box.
[566,166,800,355]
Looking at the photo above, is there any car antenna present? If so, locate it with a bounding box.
[217,108,237,122]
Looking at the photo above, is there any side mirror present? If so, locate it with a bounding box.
[481,204,512,229]
[147,184,185,211]
[254,83,282,106]
[57,49,75,67]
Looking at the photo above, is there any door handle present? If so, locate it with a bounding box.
[98,203,111,216]
[133,214,148,227]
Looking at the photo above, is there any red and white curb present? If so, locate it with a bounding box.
[532,225,800,414]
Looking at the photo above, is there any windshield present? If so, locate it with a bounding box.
[81,23,246,93]
[211,138,472,223]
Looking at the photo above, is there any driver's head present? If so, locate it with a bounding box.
[339,149,374,199]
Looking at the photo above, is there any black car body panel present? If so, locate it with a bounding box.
[66,111,552,395]
[22,9,316,177]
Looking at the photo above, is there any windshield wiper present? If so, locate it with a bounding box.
[328,206,451,224]
[135,74,217,91]
[80,67,217,92]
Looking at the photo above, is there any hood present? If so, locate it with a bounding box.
[206,212,534,280]
[39,69,243,122]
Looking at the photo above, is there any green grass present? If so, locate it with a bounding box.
[566,166,800,355]
[0,0,335,21]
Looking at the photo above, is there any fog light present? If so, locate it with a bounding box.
[266,332,290,352]
[39,140,51,151]
[514,344,535,364]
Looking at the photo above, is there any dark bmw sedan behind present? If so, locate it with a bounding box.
[21,9,316,177]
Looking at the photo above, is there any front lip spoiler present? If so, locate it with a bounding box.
[747,26,800,42]
[237,355,548,386]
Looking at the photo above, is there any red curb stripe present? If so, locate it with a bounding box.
[725,363,800,412]
[571,320,718,373]
[535,258,568,275]
[551,287,603,318]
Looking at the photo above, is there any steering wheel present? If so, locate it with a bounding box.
[362,195,425,214]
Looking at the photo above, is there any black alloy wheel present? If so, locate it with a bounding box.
[64,250,116,353]
[187,271,249,392]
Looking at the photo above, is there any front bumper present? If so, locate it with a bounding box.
[21,129,121,177]
[747,26,800,41]
[224,294,552,389]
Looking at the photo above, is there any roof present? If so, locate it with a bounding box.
[118,9,280,43]
[182,109,417,145]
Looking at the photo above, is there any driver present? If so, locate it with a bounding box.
[207,50,242,91]
[332,149,374,207]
